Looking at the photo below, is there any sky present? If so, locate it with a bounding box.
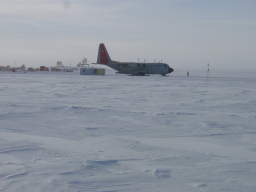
[0,0,255,71]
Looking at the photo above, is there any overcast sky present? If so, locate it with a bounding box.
[0,0,255,71]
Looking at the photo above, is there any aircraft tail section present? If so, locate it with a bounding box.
[97,43,112,65]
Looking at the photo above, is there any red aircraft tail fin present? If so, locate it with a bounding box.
[97,43,111,65]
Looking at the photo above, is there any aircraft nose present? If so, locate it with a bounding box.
[168,67,174,73]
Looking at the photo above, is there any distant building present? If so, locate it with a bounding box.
[27,67,35,72]
[56,61,64,68]
[51,61,64,72]
[50,60,76,72]
[0,65,12,72]
[82,58,87,65]
[77,57,88,68]
[40,66,49,71]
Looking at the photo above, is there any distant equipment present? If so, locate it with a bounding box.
[80,64,105,75]
[207,63,210,72]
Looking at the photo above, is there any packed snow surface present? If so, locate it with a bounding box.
[0,72,256,192]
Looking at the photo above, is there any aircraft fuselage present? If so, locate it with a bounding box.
[108,61,173,76]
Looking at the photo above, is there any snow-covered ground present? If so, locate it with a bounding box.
[0,72,256,192]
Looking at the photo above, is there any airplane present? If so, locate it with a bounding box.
[96,43,174,76]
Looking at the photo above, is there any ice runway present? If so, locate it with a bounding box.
[0,72,256,192]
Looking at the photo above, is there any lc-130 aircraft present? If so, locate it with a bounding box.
[96,43,174,76]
